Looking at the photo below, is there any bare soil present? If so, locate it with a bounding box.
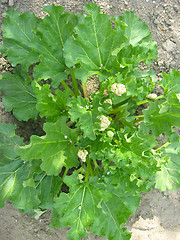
[0,0,180,240]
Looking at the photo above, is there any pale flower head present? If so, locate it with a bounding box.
[111,83,126,96]
[104,98,112,105]
[78,149,88,162]
[99,115,111,131]
[147,93,157,100]
[78,174,84,180]
[107,130,114,138]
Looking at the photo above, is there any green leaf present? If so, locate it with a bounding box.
[32,81,71,121]
[68,96,102,140]
[111,130,158,188]
[13,186,41,212]
[52,171,140,240]
[16,117,80,175]
[64,3,123,82]
[113,11,157,66]
[0,160,29,208]
[160,69,180,95]
[0,123,63,210]
[0,66,38,121]
[92,172,141,240]
[0,159,44,212]
[1,8,40,71]
[0,123,39,211]
[92,185,138,240]
[114,11,151,46]
[31,4,78,87]
[52,172,108,240]
[0,123,23,165]
[155,135,180,191]
[143,92,180,136]
[36,174,62,209]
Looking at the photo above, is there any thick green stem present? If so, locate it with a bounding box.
[82,82,89,98]
[99,82,103,94]
[111,106,123,114]
[61,80,75,97]
[111,97,131,114]
[70,71,80,97]
[93,159,100,170]
[137,95,164,106]
[134,114,144,118]
[85,157,93,182]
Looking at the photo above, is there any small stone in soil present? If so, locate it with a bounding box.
[9,0,14,6]
[2,0,8,4]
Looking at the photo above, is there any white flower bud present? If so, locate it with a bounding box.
[107,130,114,138]
[98,115,111,131]
[78,174,84,180]
[111,83,126,96]
[176,93,180,101]
[147,93,157,100]
[104,98,112,105]
[78,149,88,162]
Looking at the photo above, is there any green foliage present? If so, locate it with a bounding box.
[0,66,38,121]
[1,8,40,70]
[0,3,179,240]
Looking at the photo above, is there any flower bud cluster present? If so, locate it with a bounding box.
[107,130,114,138]
[78,174,84,180]
[111,83,126,96]
[78,149,88,162]
[147,93,157,100]
[99,115,111,131]
[104,98,112,105]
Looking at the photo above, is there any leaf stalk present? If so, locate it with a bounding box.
[137,95,164,106]
[82,82,89,98]
[61,80,75,97]
[70,70,80,97]
[85,157,93,182]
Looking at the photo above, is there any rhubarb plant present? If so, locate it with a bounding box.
[0,3,180,240]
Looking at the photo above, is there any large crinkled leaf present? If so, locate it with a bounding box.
[64,3,123,82]
[51,173,108,240]
[1,8,40,71]
[155,135,180,191]
[0,158,61,211]
[32,81,71,122]
[117,41,157,68]
[91,171,142,239]
[160,69,180,95]
[0,124,39,211]
[68,96,102,140]
[13,186,41,212]
[113,11,157,66]
[113,11,151,46]
[143,92,180,136]
[0,160,39,210]
[0,123,62,210]
[0,66,38,121]
[91,184,140,240]
[112,130,158,187]
[125,69,156,100]
[32,4,78,87]
[35,174,62,209]
[51,172,139,240]
[0,123,23,166]
[16,117,80,175]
